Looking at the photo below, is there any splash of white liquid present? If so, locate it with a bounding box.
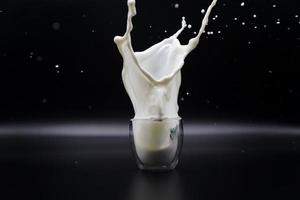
[114,0,217,120]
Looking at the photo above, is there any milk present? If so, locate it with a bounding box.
[114,0,217,167]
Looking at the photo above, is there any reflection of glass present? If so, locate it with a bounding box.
[127,171,183,200]
[129,118,183,171]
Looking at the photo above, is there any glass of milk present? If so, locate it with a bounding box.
[130,118,183,171]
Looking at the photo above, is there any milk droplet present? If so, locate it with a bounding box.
[201,9,205,14]
[91,29,95,33]
[217,30,221,34]
[263,24,267,28]
[174,3,179,9]
[80,70,84,73]
[253,14,257,18]
[56,70,60,74]
[272,4,277,8]
[36,56,43,62]
[186,92,190,96]
[295,15,299,18]
[55,64,59,68]
[180,97,185,101]
[149,25,152,28]
[241,2,245,7]
[188,24,192,29]
[193,31,197,35]
[254,26,257,29]
[52,22,61,31]
[248,41,251,45]
[242,22,245,25]
[276,21,280,25]
[234,17,238,21]
[164,30,168,33]
[268,70,273,74]
[42,98,48,104]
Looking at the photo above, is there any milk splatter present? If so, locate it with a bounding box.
[114,0,218,119]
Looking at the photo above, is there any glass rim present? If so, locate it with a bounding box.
[130,117,182,122]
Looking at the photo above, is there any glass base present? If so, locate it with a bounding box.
[129,118,183,171]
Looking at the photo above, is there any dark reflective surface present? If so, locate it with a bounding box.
[0,122,299,200]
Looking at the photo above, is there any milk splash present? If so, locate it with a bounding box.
[114,0,218,120]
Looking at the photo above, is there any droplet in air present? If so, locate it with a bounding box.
[91,29,95,33]
[201,9,205,14]
[52,22,61,31]
[42,98,48,104]
[268,70,273,74]
[186,92,190,96]
[218,30,221,34]
[242,22,245,26]
[36,56,43,62]
[80,70,84,73]
[174,3,179,9]
[180,97,185,102]
[254,26,257,29]
[55,64,59,68]
[295,15,299,18]
[234,17,238,21]
[272,4,277,8]
[187,24,192,29]
[164,30,168,33]
[193,31,197,35]
[241,2,245,7]
[253,14,257,18]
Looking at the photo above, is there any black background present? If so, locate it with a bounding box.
[0,0,299,123]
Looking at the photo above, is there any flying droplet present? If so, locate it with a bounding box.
[253,14,257,18]
[234,17,238,21]
[188,24,192,29]
[242,22,245,25]
[55,64,59,68]
[52,22,61,31]
[272,4,276,8]
[174,3,179,9]
[42,98,48,104]
[201,9,205,14]
[241,2,245,7]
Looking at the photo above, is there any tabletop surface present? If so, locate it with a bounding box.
[0,121,299,200]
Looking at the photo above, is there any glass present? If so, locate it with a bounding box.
[129,118,184,171]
